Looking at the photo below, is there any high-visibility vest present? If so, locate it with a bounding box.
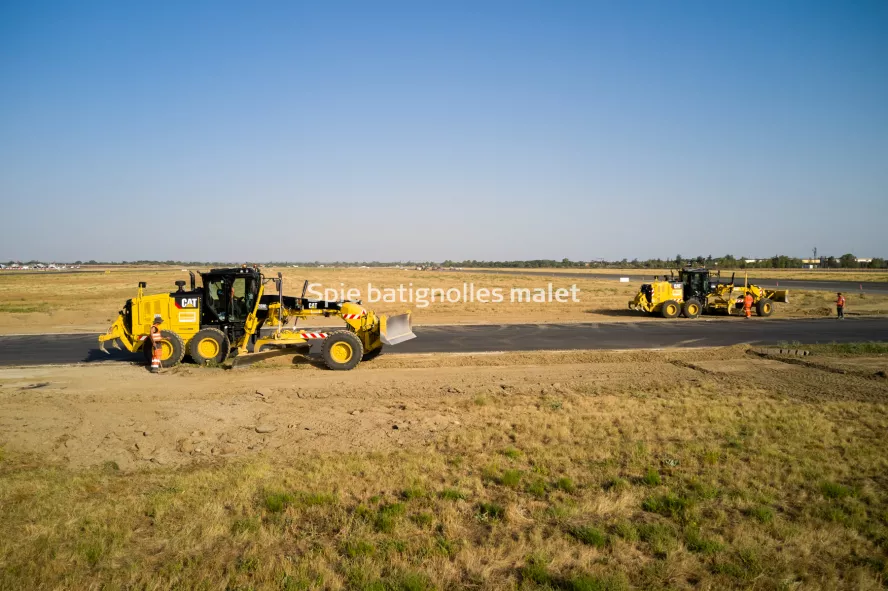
[837,296,846,307]
[150,325,163,344]
[743,295,753,308]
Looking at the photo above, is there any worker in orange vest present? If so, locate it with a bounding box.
[836,292,845,320]
[149,315,164,373]
[743,292,754,319]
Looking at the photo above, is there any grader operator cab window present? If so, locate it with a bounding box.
[229,276,257,322]
[202,274,258,324]
[206,279,227,321]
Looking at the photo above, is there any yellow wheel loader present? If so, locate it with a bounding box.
[628,268,788,319]
[98,267,415,370]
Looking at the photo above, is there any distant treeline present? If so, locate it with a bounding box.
[442,254,887,269]
[5,254,886,269]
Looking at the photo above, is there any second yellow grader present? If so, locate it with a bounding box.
[629,268,788,318]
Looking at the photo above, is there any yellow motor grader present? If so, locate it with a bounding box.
[98,267,415,370]
[628,268,788,319]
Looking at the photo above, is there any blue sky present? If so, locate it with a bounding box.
[1,1,886,262]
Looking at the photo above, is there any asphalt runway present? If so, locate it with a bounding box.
[1,317,886,366]
[460,269,888,295]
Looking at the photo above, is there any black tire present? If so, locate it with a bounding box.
[682,299,702,319]
[756,298,774,317]
[362,345,383,362]
[189,328,231,365]
[660,300,680,319]
[143,330,185,368]
[321,331,364,371]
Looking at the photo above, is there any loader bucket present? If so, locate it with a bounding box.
[766,289,789,303]
[380,312,416,346]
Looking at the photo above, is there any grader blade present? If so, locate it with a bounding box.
[765,289,789,303]
[380,312,416,345]
[230,342,309,368]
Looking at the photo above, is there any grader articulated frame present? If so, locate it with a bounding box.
[98,267,415,370]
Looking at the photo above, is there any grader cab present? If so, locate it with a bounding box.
[629,268,788,319]
[98,267,415,370]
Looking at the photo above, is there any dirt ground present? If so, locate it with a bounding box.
[1,346,885,472]
[2,266,886,334]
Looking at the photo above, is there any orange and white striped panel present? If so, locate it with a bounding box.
[300,332,329,339]
[341,312,366,320]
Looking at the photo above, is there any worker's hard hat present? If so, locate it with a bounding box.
[153,315,163,324]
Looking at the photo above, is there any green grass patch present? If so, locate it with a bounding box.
[526,478,547,498]
[642,493,695,520]
[686,478,719,500]
[746,505,775,524]
[711,547,764,581]
[520,556,628,591]
[684,529,723,554]
[438,488,466,501]
[820,481,854,500]
[641,467,661,486]
[410,512,434,527]
[603,477,629,493]
[342,539,375,558]
[500,447,521,460]
[499,469,522,488]
[610,521,638,542]
[555,477,577,494]
[520,555,552,586]
[567,525,608,548]
[477,502,505,521]
[263,490,296,513]
[374,502,406,533]
[637,522,678,557]
[401,486,426,500]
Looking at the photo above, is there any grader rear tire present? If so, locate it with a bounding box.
[756,298,774,317]
[143,330,185,368]
[682,299,702,319]
[321,331,364,371]
[189,328,231,365]
[660,300,680,319]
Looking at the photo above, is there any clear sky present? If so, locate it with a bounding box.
[1,1,886,262]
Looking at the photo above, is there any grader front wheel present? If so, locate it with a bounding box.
[143,330,185,368]
[189,328,231,365]
[322,331,364,371]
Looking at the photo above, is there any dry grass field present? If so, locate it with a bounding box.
[1,266,887,334]
[2,344,888,589]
